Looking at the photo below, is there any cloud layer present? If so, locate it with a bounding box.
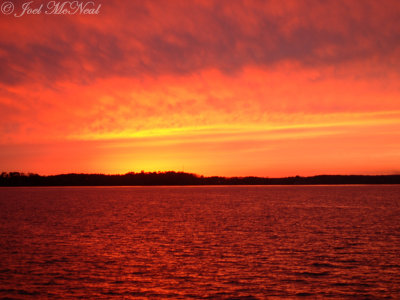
[1,0,400,175]
[2,0,400,85]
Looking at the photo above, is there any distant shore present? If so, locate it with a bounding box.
[1,171,400,186]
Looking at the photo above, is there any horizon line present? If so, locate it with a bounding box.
[2,171,400,179]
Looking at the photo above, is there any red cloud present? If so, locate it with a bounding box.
[1,0,399,85]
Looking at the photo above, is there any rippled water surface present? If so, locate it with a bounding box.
[0,185,400,299]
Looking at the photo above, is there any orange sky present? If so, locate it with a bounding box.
[1,0,400,176]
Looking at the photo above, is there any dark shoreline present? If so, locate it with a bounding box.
[1,172,400,186]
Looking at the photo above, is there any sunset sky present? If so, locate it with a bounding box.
[1,0,400,176]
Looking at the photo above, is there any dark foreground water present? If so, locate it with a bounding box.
[0,186,399,299]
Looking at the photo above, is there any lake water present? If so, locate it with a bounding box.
[0,185,399,299]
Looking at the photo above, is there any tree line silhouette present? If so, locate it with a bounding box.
[1,171,400,186]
